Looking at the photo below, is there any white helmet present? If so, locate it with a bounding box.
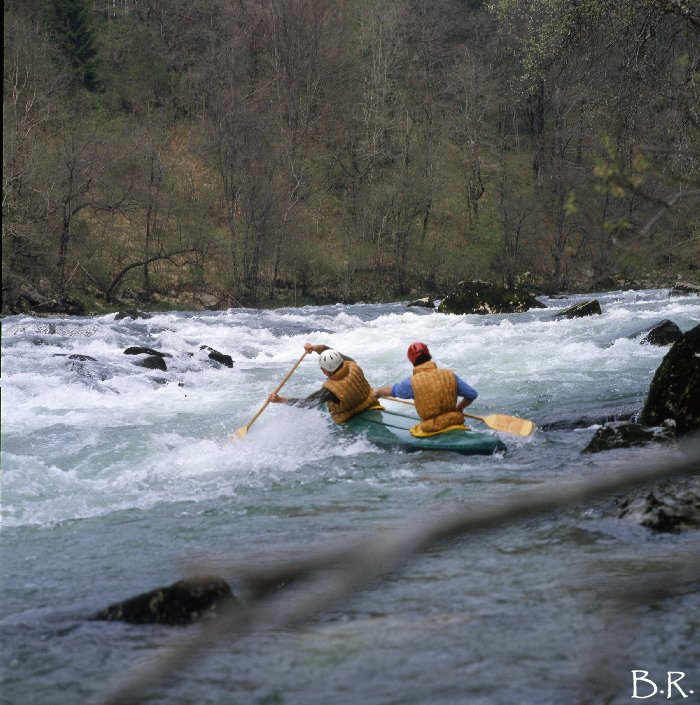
[319,349,343,373]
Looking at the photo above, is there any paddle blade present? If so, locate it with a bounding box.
[480,414,535,436]
[230,425,248,441]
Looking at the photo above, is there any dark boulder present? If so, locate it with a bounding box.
[616,478,700,533]
[640,324,700,435]
[622,319,682,346]
[407,297,435,309]
[594,319,681,348]
[583,420,676,453]
[123,346,171,358]
[200,345,234,368]
[135,355,168,371]
[18,288,49,307]
[553,299,602,319]
[115,309,152,320]
[438,280,546,315]
[92,576,237,625]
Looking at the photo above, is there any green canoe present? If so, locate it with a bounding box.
[342,407,507,455]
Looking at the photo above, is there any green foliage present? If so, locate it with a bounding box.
[3,0,699,314]
[44,0,101,91]
[98,22,170,114]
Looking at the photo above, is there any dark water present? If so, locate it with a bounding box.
[2,289,699,704]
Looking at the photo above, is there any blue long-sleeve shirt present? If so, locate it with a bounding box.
[391,373,478,401]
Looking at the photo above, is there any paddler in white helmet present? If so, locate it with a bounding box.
[267,343,376,424]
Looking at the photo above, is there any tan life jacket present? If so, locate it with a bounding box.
[411,361,465,433]
[323,360,376,424]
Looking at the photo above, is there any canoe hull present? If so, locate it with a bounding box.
[343,408,506,455]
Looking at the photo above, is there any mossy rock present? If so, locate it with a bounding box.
[640,324,700,435]
[437,280,545,315]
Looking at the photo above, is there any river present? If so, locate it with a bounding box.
[1,289,699,705]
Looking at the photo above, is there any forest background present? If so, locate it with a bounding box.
[3,0,699,313]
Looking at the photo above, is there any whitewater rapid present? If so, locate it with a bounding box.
[2,290,698,528]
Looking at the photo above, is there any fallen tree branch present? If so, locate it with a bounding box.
[104,248,199,301]
[98,438,700,705]
[639,188,700,236]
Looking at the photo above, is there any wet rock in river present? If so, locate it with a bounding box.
[135,355,168,371]
[200,345,234,368]
[616,478,700,533]
[594,319,681,348]
[553,299,601,319]
[123,346,171,358]
[93,575,238,625]
[125,346,170,371]
[407,297,435,309]
[53,353,99,362]
[115,309,152,320]
[438,280,545,314]
[671,281,700,295]
[583,421,676,453]
[626,319,682,346]
[640,324,700,435]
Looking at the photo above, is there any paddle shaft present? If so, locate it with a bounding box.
[237,351,308,436]
[463,412,494,424]
[386,395,473,417]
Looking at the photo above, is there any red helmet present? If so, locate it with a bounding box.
[407,341,430,365]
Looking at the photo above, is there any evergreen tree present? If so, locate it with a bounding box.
[45,0,101,91]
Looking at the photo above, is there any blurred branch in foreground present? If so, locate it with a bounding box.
[98,438,700,705]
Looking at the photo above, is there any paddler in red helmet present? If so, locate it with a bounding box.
[372,342,478,434]
[268,343,376,424]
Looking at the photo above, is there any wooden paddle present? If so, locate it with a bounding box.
[231,351,308,440]
[385,396,535,436]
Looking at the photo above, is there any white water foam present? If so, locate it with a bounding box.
[2,290,698,527]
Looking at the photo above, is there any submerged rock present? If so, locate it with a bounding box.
[640,324,700,435]
[53,353,98,362]
[553,299,601,319]
[535,398,640,431]
[616,478,700,533]
[583,421,676,453]
[92,576,237,625]
[438,280,545,314]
